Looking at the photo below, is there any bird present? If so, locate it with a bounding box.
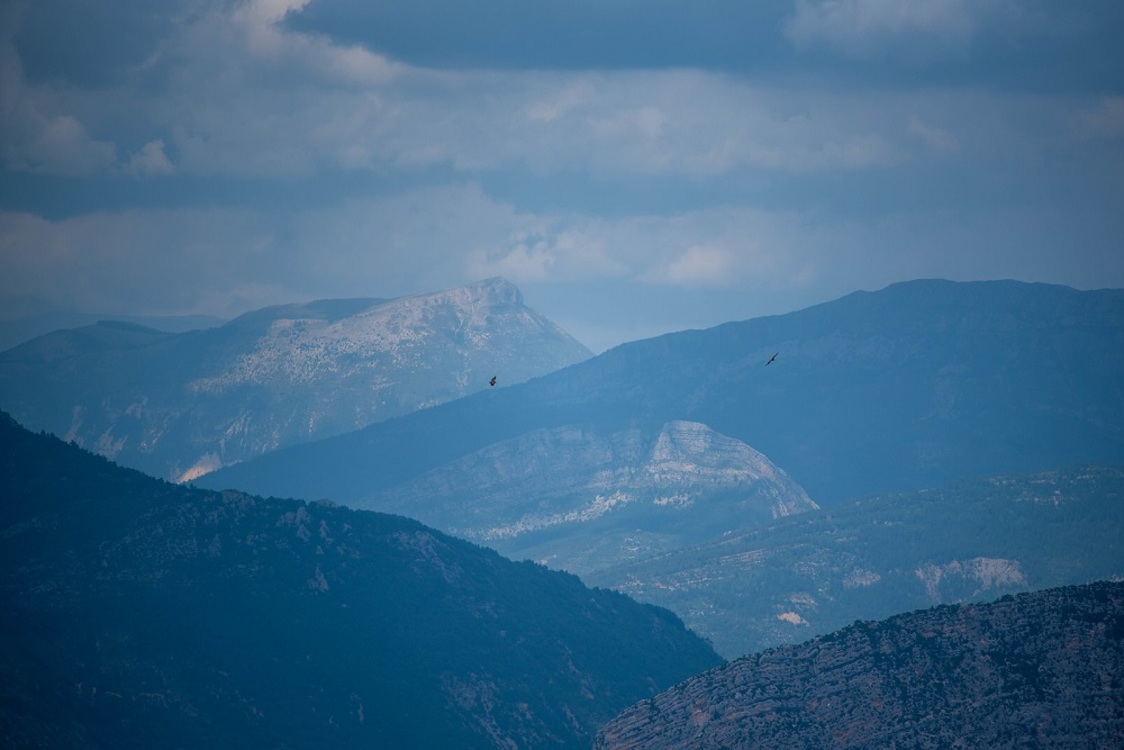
[489,376,497,387]
[766,352,778,366]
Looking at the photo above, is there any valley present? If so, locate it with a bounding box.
[3,277,1123,747]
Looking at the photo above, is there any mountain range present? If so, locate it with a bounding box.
[587,464,1124,658]
[0,410,720,748]
[190,279,1124,666]
[0,277,590,483]
[596,580,1124,749]
[201,279,1124,509]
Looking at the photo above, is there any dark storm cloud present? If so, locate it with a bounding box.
[10,0,180,87]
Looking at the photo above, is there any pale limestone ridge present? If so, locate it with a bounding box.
[361,420,817,575]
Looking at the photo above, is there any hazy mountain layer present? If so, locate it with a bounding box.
[0,311,226,353]
[359,420,818,576]
[202,280,1124,507]
[596,580,1124,750]
[588,465,1124,658]
[0,277,590,482]
[0,411,719,749]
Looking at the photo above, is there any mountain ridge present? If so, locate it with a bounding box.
[0,277,591,482]
[586,463,1124,657]
[358,419,818,575]
[201,278,1124,506]
[0,409,721,748]
[595,580,1124,749]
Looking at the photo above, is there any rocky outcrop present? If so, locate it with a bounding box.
[596,580,1124,749]
[589,465,1124,658]
[360,420,817,575]
[0,277,590,481]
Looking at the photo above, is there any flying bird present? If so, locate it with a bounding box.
[766,352,778,366]
[489,376,497,387]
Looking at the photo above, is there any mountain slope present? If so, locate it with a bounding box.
[595,581,1124,750]
[0,277,591,482]
[359,420,818,575]
[201,279,1124,507]
[588,465,1124,658]
[0,411,720,749]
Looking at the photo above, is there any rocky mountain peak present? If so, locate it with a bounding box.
[462,276,523,307]
[0,278,590,482]
[648,420,783,484]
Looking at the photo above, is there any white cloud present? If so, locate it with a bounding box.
[231,0,400,86]
[125,140,176,176]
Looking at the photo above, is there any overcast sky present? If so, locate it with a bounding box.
[1,0,1122,352]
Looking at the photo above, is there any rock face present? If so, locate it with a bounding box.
[595,580,1124,750]
[589,465,1124,658]
[0,410,720,749]
[0,277,590,481]
[360,420,818,575]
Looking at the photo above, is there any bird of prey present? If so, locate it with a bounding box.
[489,376,497,386]
[766,352,778,366]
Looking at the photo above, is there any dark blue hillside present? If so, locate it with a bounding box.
[0,411,720,748]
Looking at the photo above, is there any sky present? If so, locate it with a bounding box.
[1,0,1122,353]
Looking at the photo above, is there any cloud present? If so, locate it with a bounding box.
[784,0,1007,61]
[0,38,117,175]
[0,1,990,183]
[1069,97,1124,140]
[525,83,598,124]
[0,208,284,318]
[231,0,400,87]
[657,245,738,287]
[907,115,960,152]
[469,241,555,283]
[125,140,175,176]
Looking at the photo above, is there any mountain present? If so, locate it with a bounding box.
[587,465,1124,658]
[0,277,591,482]
[357,420,818,576]
[200,280,1124,508]
[0,410,721,749]
[0,311,226,353]
[595,580,1124,750]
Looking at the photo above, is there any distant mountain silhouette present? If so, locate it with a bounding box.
[0,410,720,748]
[202,279,1124,507]
[0,278,591,482]
[0,311,226,353]
[596,580,1124,749]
